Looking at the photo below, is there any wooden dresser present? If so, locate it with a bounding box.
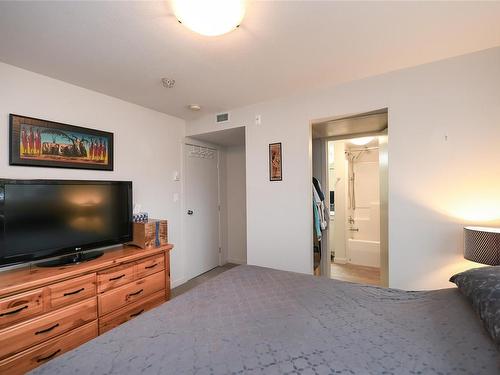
[0,244,173,374]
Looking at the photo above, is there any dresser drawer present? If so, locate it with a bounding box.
[0,297,96,360]
[48,274,96,310]
[0,320,98,375]
[0,289,44,328]
[135,254,165,279]
[98,271,165,316]
[97,263,135,293]
[99,290,165,334]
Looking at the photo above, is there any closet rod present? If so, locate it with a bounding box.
[348,146,379,152]
[185,143,218,151]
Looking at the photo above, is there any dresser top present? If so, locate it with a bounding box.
[0,244,173,298]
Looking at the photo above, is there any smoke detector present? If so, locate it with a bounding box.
[161,78,176,88]
[188,104,201,111]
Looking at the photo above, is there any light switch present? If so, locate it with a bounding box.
[255,114,262,125]
[173,193,179,202]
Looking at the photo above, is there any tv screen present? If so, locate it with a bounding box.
[0,179,132,267]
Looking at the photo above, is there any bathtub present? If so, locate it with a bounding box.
[348,239,380,268]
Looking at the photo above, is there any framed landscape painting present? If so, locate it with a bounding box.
[9,114,113,171]
[269,142,282,181]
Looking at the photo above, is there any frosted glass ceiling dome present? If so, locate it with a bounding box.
[173,0,247,37]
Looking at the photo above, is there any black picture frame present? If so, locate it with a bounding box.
[9,114,114,171]
[269,142,282,181]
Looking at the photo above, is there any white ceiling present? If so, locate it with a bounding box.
[1,1,500,120]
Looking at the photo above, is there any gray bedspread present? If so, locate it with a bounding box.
[31,265,499,375]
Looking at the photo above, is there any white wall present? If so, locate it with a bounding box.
[225,145,247,264]
[0,62,187,287]
[187,46,500,290]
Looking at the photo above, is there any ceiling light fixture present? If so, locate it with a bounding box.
[350,137,374,146]
[189,104,201,111]
[172,0,246,37]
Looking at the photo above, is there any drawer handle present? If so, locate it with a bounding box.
[37,349,61,362]
[0,305,28,317]
[145,263,158,270]
[127,289,144,298]
[35,323,60,335]
[109,274,126,281]
[63,287,85,297]
[130,309,145,318]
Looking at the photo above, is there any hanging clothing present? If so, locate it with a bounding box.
[313,177,328,231]
[312,177,325,201]
[313,200,321,239]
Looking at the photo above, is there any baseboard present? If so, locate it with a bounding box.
[171,277,188,289]
[172,261,245,288]
[333,258,348,264]
[226,258,246,265]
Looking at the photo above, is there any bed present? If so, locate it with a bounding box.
[30,265,499,374]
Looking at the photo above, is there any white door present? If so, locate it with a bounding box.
[184,144,220,280]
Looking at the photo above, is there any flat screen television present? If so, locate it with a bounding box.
[0,179,132,267]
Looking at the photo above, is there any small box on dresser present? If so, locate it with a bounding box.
[128,219,168,249]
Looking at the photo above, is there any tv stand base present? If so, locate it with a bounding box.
[36,250,104,267]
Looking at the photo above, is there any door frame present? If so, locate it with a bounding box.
[310,109,389,287]
[181,139,223,284]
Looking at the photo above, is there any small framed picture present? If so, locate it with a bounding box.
[9,114,113,171]
[269,142,282,181]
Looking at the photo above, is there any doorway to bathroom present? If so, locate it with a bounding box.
[311,109,388,287]
[328,137,381,285]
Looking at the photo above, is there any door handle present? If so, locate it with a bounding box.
[37,349,61,362]
[63,287,85,297]
[35,323,60,335]
[127,289,143,298]
[187,210,194,215]
[130,309,145,318]
[0,305,28,317]
[109,274,126,281]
